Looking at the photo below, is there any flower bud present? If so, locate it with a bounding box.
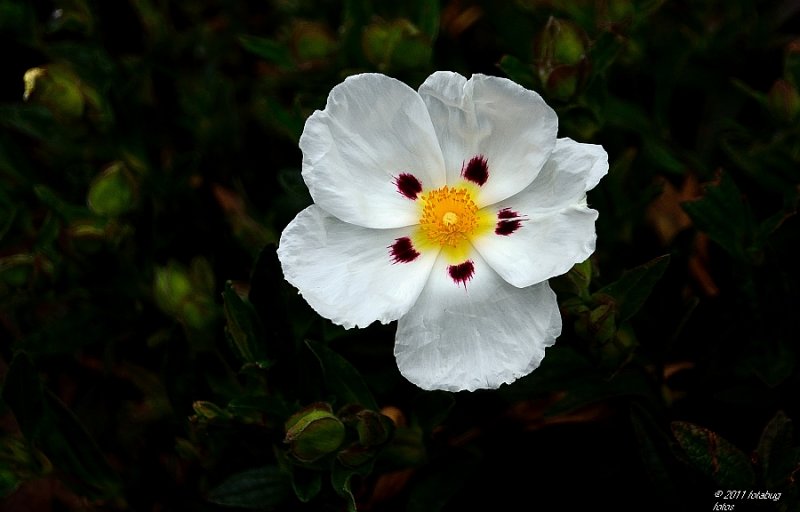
[23,65,85,120]
[362,19,431,71]
[354,409,394,448]
[284,403,346,462]
[0,254,35,288]
[290,20,336,64]
[154,263,193,316]
[336,443,375,468]
[768,79,799,123]
[87,162,136,217]
[785,39,800,87]
[534,17,590,101]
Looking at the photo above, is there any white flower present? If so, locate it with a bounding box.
[277,72,608,392]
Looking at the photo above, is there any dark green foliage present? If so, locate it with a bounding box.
[1,0,799,511]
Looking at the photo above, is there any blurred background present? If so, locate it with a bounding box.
[1,0,799,510]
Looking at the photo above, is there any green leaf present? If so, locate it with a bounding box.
[641,138,684,175]
[331,464,357,512]
[238,35,294,70]
[588,31,623,76]
[288,467,322,503]
[34,184,90,221]
[594,254,670,323]
[412,391,454,434]
[0,0,36,43]
[0,132,34,184]
[1,352,46,438]
[406,450,479,512]
[545,369,655,417]
[756,411,799,489]
[629,406,679,502]
[682,173,756,262]
[415,0,440,40]
[1,352,120,497]
[379,425,427,469]
[223,281,268,365]
[671,421,756,488]
[330,460,374,512]
[497,55,536,89]
[207,466,291,509]
[305,340,378,410]
[0,104,59,142]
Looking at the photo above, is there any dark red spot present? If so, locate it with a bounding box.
[448,260,475,287]
[495,208,526,236]
[389,237,420,263]
[461,155,489,186]
[497,207,519,219]
[394,173,422,199]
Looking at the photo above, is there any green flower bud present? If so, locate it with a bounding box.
[784,39,800,87]
[362,19,431,71]
[0,254,35,288]
[87,162,136,217]
[179,296,215,330]
[534,17,590,101]
[768,79,799,123]
[535,17,587,68]
[285,403,346,462]
[290,20,336,63]
[354,410,394,448]
[336,442,375,468]
[154,262,193,315]
[23,65,85,120]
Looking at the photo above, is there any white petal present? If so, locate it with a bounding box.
[300,73,446,229]
[394,253,562,391]
[472,138,607,288]
[473,206,599,288]
[277,205,437,328]
[510,137,608,213]
[418,72,558,206]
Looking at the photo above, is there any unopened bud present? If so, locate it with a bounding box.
[534,18,589,101]
[337,443,375,468]
[535,17,587,68]
[87,162,136,217]
[154,262,192,315]
[354,410,394,448]
[768,79,799,123]
[290,20,336,63]
[362,19,431,71]
[285,403,345,462]
[22,65,85,120]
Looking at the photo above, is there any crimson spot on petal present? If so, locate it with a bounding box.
[461,155,489,186]
[495,208,526,236]
[394,173,423,199]
[389,237,420,264]
[448,260,475,287]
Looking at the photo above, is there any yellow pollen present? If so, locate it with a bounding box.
[418,186,479,248]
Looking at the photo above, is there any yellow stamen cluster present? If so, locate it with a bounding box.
[418,186,479,247]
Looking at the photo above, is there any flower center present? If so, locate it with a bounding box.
[419,186,479,248]
[442,211,458,226]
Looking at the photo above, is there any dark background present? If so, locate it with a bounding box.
[1,1,799,510]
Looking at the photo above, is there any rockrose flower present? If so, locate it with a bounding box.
[277,71,607,391]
